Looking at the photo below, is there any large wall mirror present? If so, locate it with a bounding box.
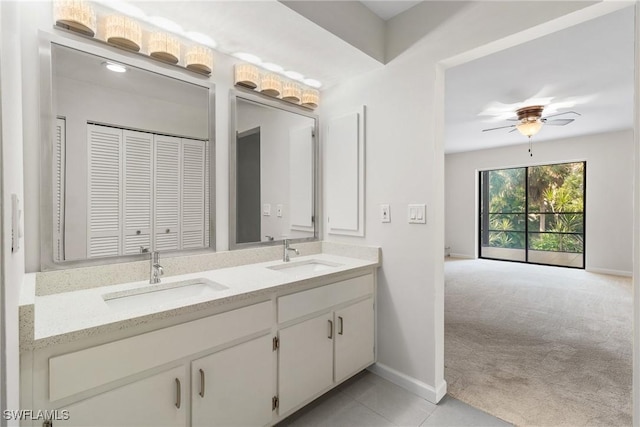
[230,93,318,249]
[41,40,214,269]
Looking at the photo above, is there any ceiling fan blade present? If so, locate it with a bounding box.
[543,118,574,126]
[482,124,517,132]
[542,111,581,119]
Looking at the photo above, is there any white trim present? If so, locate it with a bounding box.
[586,267,633,278]
[449,253,474,260]
[367,362,447,404]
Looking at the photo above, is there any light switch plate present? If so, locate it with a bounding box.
[276,204,283,218]
[263,203,271,216]
[408,204,426,224]
[380,204,390,223]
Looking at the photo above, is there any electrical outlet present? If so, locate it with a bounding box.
[276,204,283,217]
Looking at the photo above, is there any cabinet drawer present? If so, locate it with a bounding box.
[49,301,271,402]
[278,274,373,323]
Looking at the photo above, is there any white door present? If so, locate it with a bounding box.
[278,312,334,415]
[181,139,206,249]
[56,366,187,427]
[334,298,375,382]
[87,124,122,258]
[154,135,181,251]
[123,130,153,254]
[191,335,273,427]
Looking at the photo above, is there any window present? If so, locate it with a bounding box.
[479,162,585,268]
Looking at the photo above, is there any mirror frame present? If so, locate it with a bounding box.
[39,32,216,271]
[229,89,320,250]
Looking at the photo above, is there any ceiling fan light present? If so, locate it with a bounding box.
[516,120,542,137]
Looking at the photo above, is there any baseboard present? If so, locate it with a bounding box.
[448,253,474,259]
[367,363,447,404]
[586,267,632,277]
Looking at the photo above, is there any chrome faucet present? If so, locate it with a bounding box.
[150,251,164,284]
[283,239,299,262]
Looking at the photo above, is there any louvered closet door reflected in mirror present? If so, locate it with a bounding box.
[86,123,208,259]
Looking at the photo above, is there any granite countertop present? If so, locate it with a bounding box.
[20,253,378,350]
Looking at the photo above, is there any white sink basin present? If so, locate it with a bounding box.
[103,278,228,311]
[267,259,342,275]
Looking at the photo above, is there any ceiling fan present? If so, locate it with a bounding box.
[481,105,581,137]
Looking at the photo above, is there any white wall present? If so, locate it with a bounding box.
[1,2,26,423]
[445,130,634,276]
[321,0,603,401]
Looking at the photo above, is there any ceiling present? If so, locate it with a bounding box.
[445,6,635,154]
[360,1,423,20]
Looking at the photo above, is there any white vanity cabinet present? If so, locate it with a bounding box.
[25,301,273,427]
[334,297,375,383]
[276,274,375,417]
[278,312,335,415]
[53,366,188,427]
[191,334,273,427]
[22,265,378,427]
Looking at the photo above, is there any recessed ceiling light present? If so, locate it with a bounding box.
[284,70,304,81]
[233,52,261,64]
[185,31,217,48]
[262,62,284,73]
[103,62,127,73]
[303,78,322,88]
[147,16,183,34]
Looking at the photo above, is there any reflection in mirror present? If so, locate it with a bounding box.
[231,96,317,248]
[50,43,213,264]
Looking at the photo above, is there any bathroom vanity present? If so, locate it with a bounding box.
[19,245,379,426]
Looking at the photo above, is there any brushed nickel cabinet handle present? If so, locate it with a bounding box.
[199,368,205,398]
[328,319,333,339]
[175,378,181,409]
[166,228,171,233]
[338,316,344,335]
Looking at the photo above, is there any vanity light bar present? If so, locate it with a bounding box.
[186,46,214,75]
[105,15,142,52]
[52,0,214,76]
[235,64,260,89]
[260,73,282,97]
[234,62,319,109]
[54,0,96,37]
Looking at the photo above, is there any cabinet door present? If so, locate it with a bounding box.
[56,366,187,427]
[192,335,273,427]
[278,312,334,415]
[87,124,122,258]
[334,298,375,382]
[181,139,206,249]
[154,135,181,251]
[123,130,153,254]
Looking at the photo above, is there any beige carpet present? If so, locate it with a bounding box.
[445,259,632,427]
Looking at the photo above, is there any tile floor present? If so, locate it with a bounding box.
[276,370,512,427]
